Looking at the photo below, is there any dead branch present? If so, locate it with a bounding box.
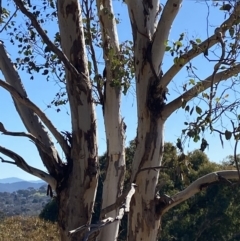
[159,1,240,90]
[0,79,70,157]
[0,147,57,190]
[69,183,136,240]
[13,0,88,83]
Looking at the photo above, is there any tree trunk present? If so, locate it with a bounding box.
[57,1,98,240]
[96,1,125,240]
[128,117,165,240]
[58,167,98,241]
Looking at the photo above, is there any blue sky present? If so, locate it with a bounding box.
[0,1,237,180]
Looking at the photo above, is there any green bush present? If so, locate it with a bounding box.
[39,198,58,223]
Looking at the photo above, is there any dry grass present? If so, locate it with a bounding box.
[0,216,59,241]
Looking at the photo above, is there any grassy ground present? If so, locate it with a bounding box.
[0,216,59,241]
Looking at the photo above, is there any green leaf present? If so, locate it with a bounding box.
[175,41,182,47]
[225,130,232,140]
[220,4,232,11]
[195,38,202,44]
[165,46,171,51]
[190,107,194,116]
[185,105,190,112]
[193,135,200,142]
[189,79,195,85]
[196,106,202,115]
[173,57,179,64]
[202,92,209,99]
[229,27,234,38]
[181,99,187,108]
[42,69,49,75]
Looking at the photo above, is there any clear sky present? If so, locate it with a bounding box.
[0,1,237,180]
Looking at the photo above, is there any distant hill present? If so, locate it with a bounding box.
[0,181,46,193]
[0,177,25,183]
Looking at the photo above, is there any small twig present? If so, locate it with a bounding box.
[0,7,19,33]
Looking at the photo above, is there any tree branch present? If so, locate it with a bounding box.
[151,0,182,71]
[163,64,240,118]
[0,122,54,156]
[101,183,137,216]
[13,0,87,82]
[0,79,70,157]
[0,147,57,190]
[158,2,240,90]
[158,170,239,215]
[69,183,136,239]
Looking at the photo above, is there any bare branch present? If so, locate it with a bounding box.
[163,64,240,118]
[0,147,57,190]
[159,170,239,215]
[13,0,87,82]
[101,183,137,216]
[151,0,182,71]
[0,122,53,156]
[69,183,136,240]
[0,79,70,157]
[159,2,240,90]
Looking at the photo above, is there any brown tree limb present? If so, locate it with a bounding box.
[158,2,240,91]
[0,147,57,190]
[158,170,239,215]
[0,79,70,157]
[13,0,87,82]
[163,64,240,118]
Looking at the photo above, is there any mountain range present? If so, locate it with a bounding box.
[0,177,46,193]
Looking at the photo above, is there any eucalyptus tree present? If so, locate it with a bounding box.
[0,1,240,241]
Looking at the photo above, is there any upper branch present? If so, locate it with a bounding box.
[163,63,240,118]
[0,79,70,157]
[158,170,239,215]
[151,0,182,71]
[96,0,120,63]
[158,1,240,90]
[13,0,86,82]
[0,146,57,190]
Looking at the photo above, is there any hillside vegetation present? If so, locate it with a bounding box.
[0,216,59,241]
